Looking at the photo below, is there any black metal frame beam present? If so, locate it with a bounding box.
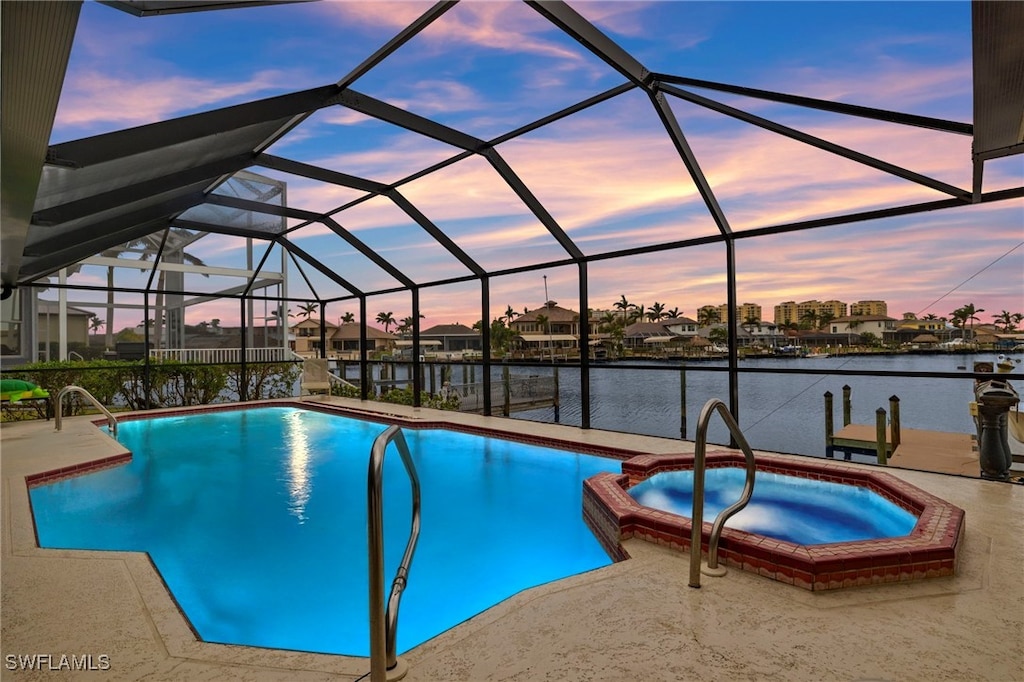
[650,91,733,236]
[526,0,650,88]
[659,83,971,201]
[33,153,256,226]
[652,73,974,136]
[46,85,342,168]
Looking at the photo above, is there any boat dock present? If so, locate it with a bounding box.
[829,422,978,476]
[825,387,982,477]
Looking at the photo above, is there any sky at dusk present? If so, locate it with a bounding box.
[47,0,1023,333]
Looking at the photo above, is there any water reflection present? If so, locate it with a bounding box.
[284,411,312,522]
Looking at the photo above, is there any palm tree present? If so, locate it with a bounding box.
[88,315,104,334]
[665,307,681,319]
[950,304,985,340]
[648,301,666,322]
[613,295,631,325]
[599,311,618,332]
[504,305,519,326]
[992,310,1022,332]
[629,304,646,324]
[536,313,550,358]
[697,306,720,327]
[376,311,396,333]
[298,302,318,320]
[800,309,818,330]
[817,311,836,331]
[340,311,355,324]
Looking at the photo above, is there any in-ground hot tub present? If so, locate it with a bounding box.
[583,451,966,591]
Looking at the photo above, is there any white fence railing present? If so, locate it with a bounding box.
[149,347,294,363]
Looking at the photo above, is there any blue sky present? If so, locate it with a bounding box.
[50,1,1022,331]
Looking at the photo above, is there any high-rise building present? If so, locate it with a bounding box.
[714,302,763,324]
[851,300,888,316]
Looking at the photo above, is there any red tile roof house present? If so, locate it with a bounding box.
[509,302,583,357]
[289,319,395,359]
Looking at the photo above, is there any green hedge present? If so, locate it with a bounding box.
[2,359,300,419]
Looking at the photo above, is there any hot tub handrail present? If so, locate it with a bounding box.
[689,398,757,589]
[54,385,118,440]
[368,424,421,682]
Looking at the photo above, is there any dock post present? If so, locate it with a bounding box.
[553,367,560,423]
[842,385,852,426]
[824,391,834,458]
[680,365,688,439]
[889,395,901,452]
[502,365,511,417]
[875,408,887,465]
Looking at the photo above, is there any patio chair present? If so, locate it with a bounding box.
[301,358,332,396]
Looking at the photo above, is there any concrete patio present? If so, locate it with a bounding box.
[2,399,1022,681]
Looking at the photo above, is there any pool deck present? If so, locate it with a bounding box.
[2,397,1022,681]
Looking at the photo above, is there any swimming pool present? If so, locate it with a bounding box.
[28,405,621,656]
[584,451,966,590]
[628,468,918,545]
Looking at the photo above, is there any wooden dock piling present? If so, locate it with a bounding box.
[825,387,978,476]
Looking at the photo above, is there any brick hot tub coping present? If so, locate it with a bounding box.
[583,450,966,591]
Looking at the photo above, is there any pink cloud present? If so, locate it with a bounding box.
[54,70,300,131]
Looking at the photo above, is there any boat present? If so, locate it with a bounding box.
[996,354,1020,373]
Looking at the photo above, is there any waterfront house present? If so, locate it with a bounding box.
[290,318,336,356]
[290,319,396,359]
[662,316,699,338]
[622,322,677,350]
[330,323,396,358]
[419,323,482,353]
[510,302,582,354]
[829,314,898,343]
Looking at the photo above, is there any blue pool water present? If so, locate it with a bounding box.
[29,407,620,656]
[628,468,918,545]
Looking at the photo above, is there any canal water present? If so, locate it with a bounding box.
[515,353,1021,459]
[354,352,1020,460]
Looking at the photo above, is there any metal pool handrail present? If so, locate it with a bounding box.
[367,425,421,682]
[689,398,757,589]
[54,385,118,440]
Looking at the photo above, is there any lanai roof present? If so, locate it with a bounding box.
[1,1,1021,312]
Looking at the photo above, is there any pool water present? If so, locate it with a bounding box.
[29,407,620,656]
[628,467,918,545]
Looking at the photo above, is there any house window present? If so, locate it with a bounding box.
[1,290,24,358]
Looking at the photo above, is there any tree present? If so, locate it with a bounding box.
[613,295,631,325]
[340,312,355,324]
[950,304,984,340]
[629,304,646,324]
[992,310,1022,332]
[665,307,681,319]
[298,302,318,320]
[648,302,666,321]
[817,311,836,331]
[599,311,619,332]
[799,309,818,330]
[697,306,720,327]
[504,305,519,326]
[376,311,396,333]
[88,315,104,334]
[536,313,550,358]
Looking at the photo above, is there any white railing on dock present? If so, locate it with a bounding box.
[149,347,294,363]
[450,376,556,412]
